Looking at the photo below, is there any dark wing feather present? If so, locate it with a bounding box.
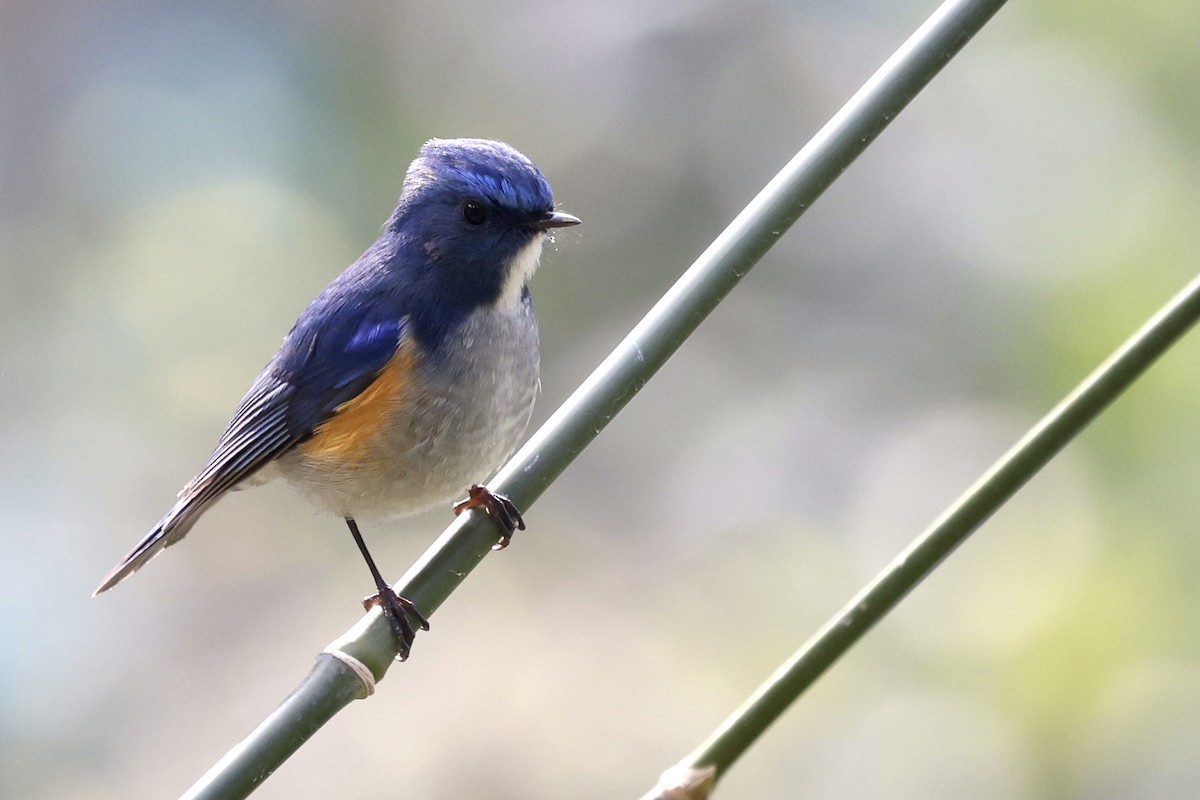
[94,297,409,595]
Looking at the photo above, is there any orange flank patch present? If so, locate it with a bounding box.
[301,343,418,463]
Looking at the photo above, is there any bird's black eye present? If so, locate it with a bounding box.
[461,200,488,225]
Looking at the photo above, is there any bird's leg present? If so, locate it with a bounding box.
[452,484,526,550]
[345,516,429,661]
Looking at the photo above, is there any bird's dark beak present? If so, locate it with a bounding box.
[532,210,582,230]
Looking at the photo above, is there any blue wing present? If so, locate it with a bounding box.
[279,309,409,438]
[193,302,408,500]
[94,297,408,593]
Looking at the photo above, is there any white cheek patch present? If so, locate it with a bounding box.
[497,235,545,310]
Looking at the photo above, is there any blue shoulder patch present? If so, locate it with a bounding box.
[275,303,408,440]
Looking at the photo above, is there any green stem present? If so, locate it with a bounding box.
[652,271,1200,795]
[181,0,1012,796]
[181,656,361,800]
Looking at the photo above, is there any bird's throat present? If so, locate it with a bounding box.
[496,236,544,311]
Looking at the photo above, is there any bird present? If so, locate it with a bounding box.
[94,138,580,659]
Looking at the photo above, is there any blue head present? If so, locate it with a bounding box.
[383,138,579,313]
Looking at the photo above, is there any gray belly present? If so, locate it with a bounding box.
[276,302,540,519]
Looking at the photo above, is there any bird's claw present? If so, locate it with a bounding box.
[363,588,430,660]
[453,484,526,549]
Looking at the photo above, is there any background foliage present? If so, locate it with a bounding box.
[4,1,1200,797]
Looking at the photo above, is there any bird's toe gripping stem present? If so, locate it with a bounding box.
[453,484,526,550]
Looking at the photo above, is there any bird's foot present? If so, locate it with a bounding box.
[453,484,526,550]
[362,588,430,661]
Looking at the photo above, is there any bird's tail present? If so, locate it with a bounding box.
[92,496,214,596]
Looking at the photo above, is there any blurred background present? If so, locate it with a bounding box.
[5,0,1200,797]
